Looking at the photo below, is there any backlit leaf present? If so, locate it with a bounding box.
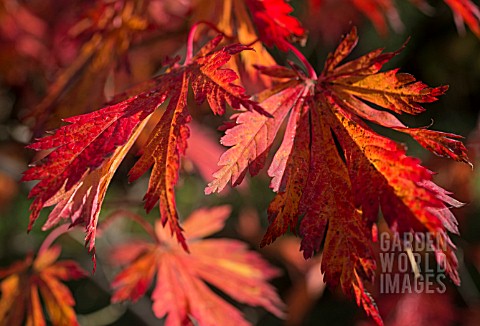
[208,27,469,324]
[24,34,264,257]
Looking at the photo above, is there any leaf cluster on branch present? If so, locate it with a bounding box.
[0,0,476,324]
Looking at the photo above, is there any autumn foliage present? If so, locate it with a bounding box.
[0,0,479,325]
[0,241,86,325]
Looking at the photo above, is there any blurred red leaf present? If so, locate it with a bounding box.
[444,0,480,37]
[307,0,480,39]
[110,206,285,325]
[307,0,402,37]
[378,292,457,326]
[351,0,403,34]
[245,0,306,50]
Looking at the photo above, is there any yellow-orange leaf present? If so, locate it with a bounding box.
[0,246,86,326]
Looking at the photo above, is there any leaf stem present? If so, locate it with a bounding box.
[38,224,72,254]
[185,21,234,64]
[185,23,199,64]
[244,37,260,47]
[286,42,317,80]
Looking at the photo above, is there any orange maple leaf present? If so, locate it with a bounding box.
[0,245,86,326]
[207,27,469,324]
[23,33,266,262]
[109,206,285,325]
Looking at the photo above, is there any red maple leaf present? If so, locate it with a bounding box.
[0,245,87,325]
[22,33,266,262]
[109,206,285,325]
[207,27,469,324]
